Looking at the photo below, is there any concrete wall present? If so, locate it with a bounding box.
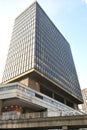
[19,77,40,91]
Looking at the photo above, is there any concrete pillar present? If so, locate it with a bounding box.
[62,126,68,130]
[52,92,55,99]
[0,100,2,113]
[19,78,29,86]
[64,99,67,105]
[74,103,78,110]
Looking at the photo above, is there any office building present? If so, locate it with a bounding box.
[0,2,83,115]
[81,89,87,113]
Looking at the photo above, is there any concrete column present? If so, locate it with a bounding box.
[19,78,29,86]
[52,92,55,99]
[62,126,68,130]
[74,103,78,110]
[64,99,67,105]
[0,100,2,113]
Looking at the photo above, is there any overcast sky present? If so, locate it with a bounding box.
[0,0,87,90]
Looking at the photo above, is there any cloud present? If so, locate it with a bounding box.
[82,0,87,4]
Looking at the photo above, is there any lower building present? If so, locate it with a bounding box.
[0,82,83,120]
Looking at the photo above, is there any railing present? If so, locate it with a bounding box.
[0,110,84,121]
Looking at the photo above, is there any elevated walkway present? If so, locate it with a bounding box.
[0,113,87,129]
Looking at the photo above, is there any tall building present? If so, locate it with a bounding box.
[81,89,87,113]
[0,2,83,115]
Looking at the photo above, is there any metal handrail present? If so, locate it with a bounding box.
[0,110,84,121]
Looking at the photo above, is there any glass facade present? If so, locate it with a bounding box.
[35,3,82,100]
[2,3,36,81]
[2,2,83,101]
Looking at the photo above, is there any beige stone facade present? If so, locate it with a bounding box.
[82,89,87,113]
